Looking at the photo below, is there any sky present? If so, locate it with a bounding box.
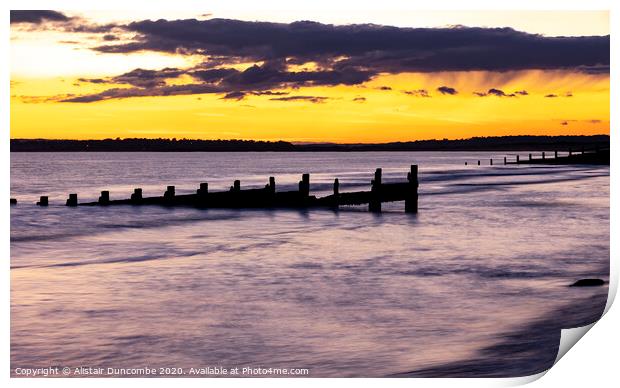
[10,10,610,142]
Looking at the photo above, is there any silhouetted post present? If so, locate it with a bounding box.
[490,159,493,165]
[542,152,546,160]
[477,160,480,166]
[36,196,48,206]
[299,174,310,197]
[405,165,418,213]
[332,178,340,210]
[197,183,208,196]
[98,190,110,205]
[233,180,241,192]
[516,155,520,163]
[369,168,382,213]
[465,162,468,166]
[569,148,573,156]
[528,153,532,161]
[66,194,78,207]
[581,146,585,155]
[11,198,17,205]
[504,157,507,165]
[164,186,175,199]
[131,188,142,202]
[555,150,558,159]
[268,177,276,194]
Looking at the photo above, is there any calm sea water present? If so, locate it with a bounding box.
[10,152,609,377]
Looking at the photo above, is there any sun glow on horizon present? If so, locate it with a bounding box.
[10,10,610,142]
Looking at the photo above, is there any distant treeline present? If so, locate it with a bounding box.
[10,135,610,152]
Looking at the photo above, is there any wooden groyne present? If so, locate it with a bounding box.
[468,147,609,166]
[20,165,419,213]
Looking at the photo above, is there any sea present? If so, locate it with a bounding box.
[10,151,610,377]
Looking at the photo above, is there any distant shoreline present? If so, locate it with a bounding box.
[10,135,609,152]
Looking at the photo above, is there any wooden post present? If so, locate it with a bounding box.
[465,162,468,166]
[490,159,493,165]
[332,178,340,210]
[197,183,208,196]
[131,188,142,202]
[36,196,48,206]
[477,160,480,166]
[66,193,78,207]
[10,198,17,205]
[569,148,572,156]
[233,180,240,192]
[98,190,110,205]
[542,151,546,160]
[164,186,175,199]
[299,174,310,197]
[581,146,585,155]
[516,155,520,163]
[528,153,532,161]
[504,157,507,165]
[555,150,558,159]
[268,177,276,194]
[369,168,382,213]
[405,165,418,213]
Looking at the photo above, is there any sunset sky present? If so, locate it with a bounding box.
[10,10,610,143]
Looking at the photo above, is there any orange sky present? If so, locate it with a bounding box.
[10,11,610,143]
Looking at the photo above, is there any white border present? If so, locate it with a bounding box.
[4,1,617,387]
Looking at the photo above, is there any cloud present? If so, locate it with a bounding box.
[221,91,245,100]
[63,61,373,102]
[11,10,117,34]
[561,121,568,126]
[437,86,457,95]
[60,83,222,102]
[269,96,329,103]
[474,88,519,97]
[94,18,609,75]
[564,91,573,97]
[403,89,430,97]
[353,96,366,102]
[36,16,608,103]
[545,94,558,98]
[10,10,70,24]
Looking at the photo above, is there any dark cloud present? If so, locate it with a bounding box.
[65,62,372,102]
[78,78,108,84]
[545,94,558,98]
[437,86,457,95]
[79,68,184,88]
[561,121,568,126]
[220,90,290,101]
[403,89,430,97]
[10,10,70,24]
[269,96,328,103]
[94,18,609,75]
[475,88,526,97]
[221,91,245,100]
[564,91,573,97]
[353,96,366,102]
[102,34,119,41]
[45,17,609,103]
[60,83,221,102]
